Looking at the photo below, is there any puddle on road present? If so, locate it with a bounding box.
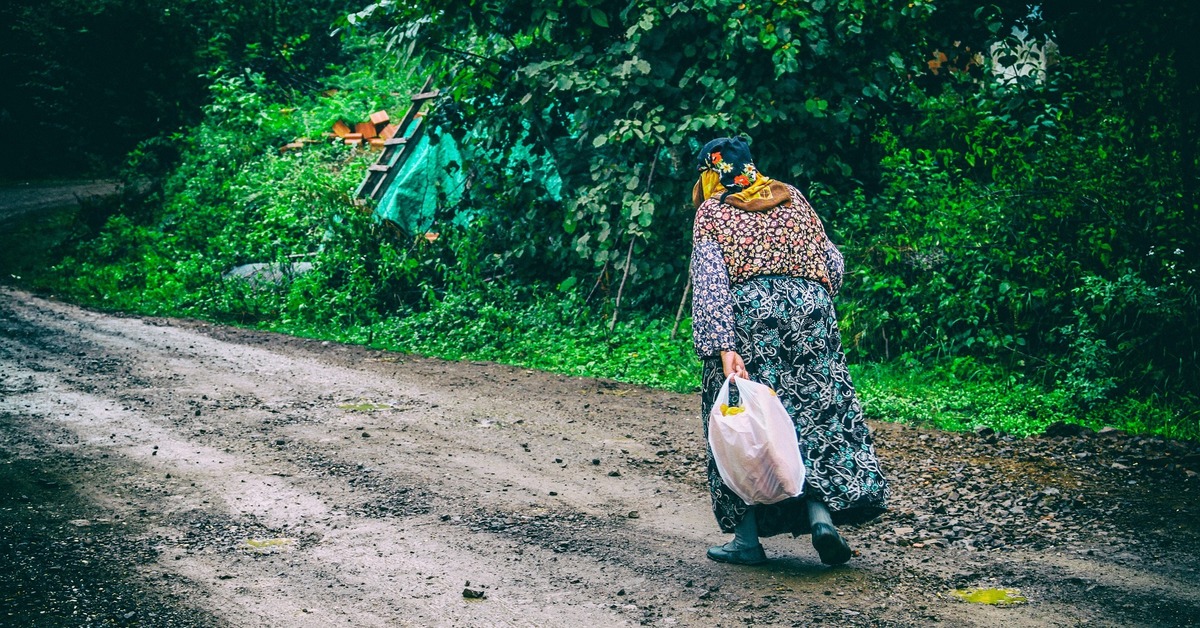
[243,538,295,553]
[952,587,1028,606]
[337,402,392,412]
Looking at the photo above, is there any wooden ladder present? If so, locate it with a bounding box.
[354,76,441,201]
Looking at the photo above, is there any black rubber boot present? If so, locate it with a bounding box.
[807,498,852,565]
[707,509,767,565]
[811,522,852,565]
[706,542,768,565]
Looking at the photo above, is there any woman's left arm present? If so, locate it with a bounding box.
[823,238,844,296]
[690,240,738,359]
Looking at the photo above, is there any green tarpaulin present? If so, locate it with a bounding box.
[374,126,466,235]
[371,125,562,235]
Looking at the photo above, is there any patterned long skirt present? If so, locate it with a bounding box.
[701,276,889,537]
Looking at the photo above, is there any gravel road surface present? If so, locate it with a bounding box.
[1,288,1198,627]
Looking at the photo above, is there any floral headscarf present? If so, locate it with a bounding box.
[698,136,759,191]
[692,136,790,212]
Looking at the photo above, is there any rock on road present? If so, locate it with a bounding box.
[1,288,1198,627]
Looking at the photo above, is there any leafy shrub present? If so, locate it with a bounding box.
[835,59,1198,423]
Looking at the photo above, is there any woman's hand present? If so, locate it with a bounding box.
[721,350,749,380]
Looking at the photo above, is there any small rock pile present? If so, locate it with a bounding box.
[866,421,1200,554]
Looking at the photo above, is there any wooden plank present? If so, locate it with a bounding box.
[332,120,351,137]
[354,76,437,200]
[392,76,435,142]
[369,110,390,126]
[368,138,387,149]
[354,172,378,198]
[369,117,429,200]
[382,122,422,171]
[355,122,378,139]
[344,132,364,140]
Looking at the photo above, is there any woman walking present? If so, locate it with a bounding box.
[690,136,888,566]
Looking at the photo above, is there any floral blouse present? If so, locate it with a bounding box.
[691,184,844,357]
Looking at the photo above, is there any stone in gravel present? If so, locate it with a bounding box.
[1043,421,1092,438]
[608,470,621,477]
[361,432,370,438]
[592,458,601,465]
[627,511,639,519]
[462,588,486,599]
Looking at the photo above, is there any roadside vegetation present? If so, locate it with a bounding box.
[2,0,1196,440]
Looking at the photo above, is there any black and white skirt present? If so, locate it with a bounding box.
[701,275,889,536]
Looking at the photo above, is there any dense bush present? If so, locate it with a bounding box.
[836,58,1198,411]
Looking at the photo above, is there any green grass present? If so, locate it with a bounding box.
[854,359,1194,440]
[256,287,1193,441]
[265,288,703,394]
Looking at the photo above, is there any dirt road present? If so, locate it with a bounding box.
[0,181,121,224]
[2,288,1198,627]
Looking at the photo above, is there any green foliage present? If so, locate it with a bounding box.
[3,1,1196,441]
[343,0,984,306]
[834,53,1198,411]
[38,56,415,320]
[334,1,1197,416]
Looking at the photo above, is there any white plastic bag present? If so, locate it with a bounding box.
[708,375,806,505]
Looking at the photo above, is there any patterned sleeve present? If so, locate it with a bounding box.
[823,238,844,296]
[691,239,737,358]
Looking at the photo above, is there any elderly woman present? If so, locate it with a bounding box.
[690,136,889,566]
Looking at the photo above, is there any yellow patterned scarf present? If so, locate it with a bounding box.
[692,171,790,212]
